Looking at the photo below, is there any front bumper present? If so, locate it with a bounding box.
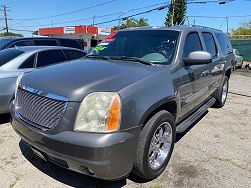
[10,102,140,180]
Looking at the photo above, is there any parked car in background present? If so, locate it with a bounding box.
[245,63,251,70]
[10,25,233,180]
[233,48,244,68]
[0,37,84,51]
[0,46,86,114]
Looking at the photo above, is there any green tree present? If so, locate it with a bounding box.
[136,18,149,27]
[113,18,149,30]
[230,22,251,39]
[165,0,187,27]
[0,32,23,37]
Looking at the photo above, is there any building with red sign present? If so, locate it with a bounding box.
[38,25,115,51]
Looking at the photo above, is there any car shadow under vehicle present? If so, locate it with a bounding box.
[0,114,10,125]
[18,111,209,187]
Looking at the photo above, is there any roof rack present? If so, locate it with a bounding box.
[190,25,222,32]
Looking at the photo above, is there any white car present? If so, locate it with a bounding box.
[0,46,86,114]
[233,49,244,68]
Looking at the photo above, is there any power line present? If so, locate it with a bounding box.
[95,4,170,25]
[3,0,235,22]
[8,0,238,32]
[8,2,169,28]
[89,0,234,26]
[9,28,35,32]
[5,0,117,21]
[187,14,251,18]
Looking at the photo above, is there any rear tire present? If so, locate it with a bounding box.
[133,110,176,180]
[212,76,229,108]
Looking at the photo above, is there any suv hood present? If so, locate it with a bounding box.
[21,59,161,102]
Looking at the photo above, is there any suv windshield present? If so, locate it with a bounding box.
[90,30,179,65]
[0,49,24,66]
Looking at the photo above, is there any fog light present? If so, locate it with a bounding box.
[81,166,94,176]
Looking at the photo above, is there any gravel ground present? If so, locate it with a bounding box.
[0,69,250,188]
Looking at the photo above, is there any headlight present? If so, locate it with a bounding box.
[74,92,121,133]
[14,73,24,99]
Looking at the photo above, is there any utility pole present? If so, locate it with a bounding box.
[171,0,176,26]
[226,17,229,34]
[51,19,54,28]
[92,16,95,26]
[1,5,10,34]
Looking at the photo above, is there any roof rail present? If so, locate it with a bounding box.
[190,25,222,32]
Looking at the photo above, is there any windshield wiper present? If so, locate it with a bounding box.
[86,54,110,61]
[110,56,154,66]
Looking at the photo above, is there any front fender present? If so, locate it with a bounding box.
[118,68,179,131]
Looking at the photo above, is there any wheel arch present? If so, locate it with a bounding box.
[139,97,178,127]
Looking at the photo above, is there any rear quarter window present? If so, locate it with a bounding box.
[19,54,36,69]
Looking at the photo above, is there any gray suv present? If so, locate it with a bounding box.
[10,25,234,180]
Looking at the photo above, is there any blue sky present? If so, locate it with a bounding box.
[0,0,250,36]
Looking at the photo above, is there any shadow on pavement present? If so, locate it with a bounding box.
[18,111,209,187]
[0,114,10,125]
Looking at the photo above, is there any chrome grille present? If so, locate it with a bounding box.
[16,87,67,130]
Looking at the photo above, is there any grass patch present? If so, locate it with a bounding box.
[9,174,21,188]
[212,157,249,171]
[149,185,162,188]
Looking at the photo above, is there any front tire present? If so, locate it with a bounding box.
[133,110,176,180]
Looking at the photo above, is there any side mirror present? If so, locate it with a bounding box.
[183,51,212,66]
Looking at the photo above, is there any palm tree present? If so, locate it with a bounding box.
[113,18,149,30]
[136,18,149,27]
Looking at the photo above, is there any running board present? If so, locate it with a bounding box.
[176,98,216,133]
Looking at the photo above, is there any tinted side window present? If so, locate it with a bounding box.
[34,40,57,46]
[183,33,202,58]
[216,33,233,55]
[36,50,66,67]
[8,40,31,48]
[63,49,86,60]
[202,32,217,57]
[60,39,82,49]
[19,54,36,69]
